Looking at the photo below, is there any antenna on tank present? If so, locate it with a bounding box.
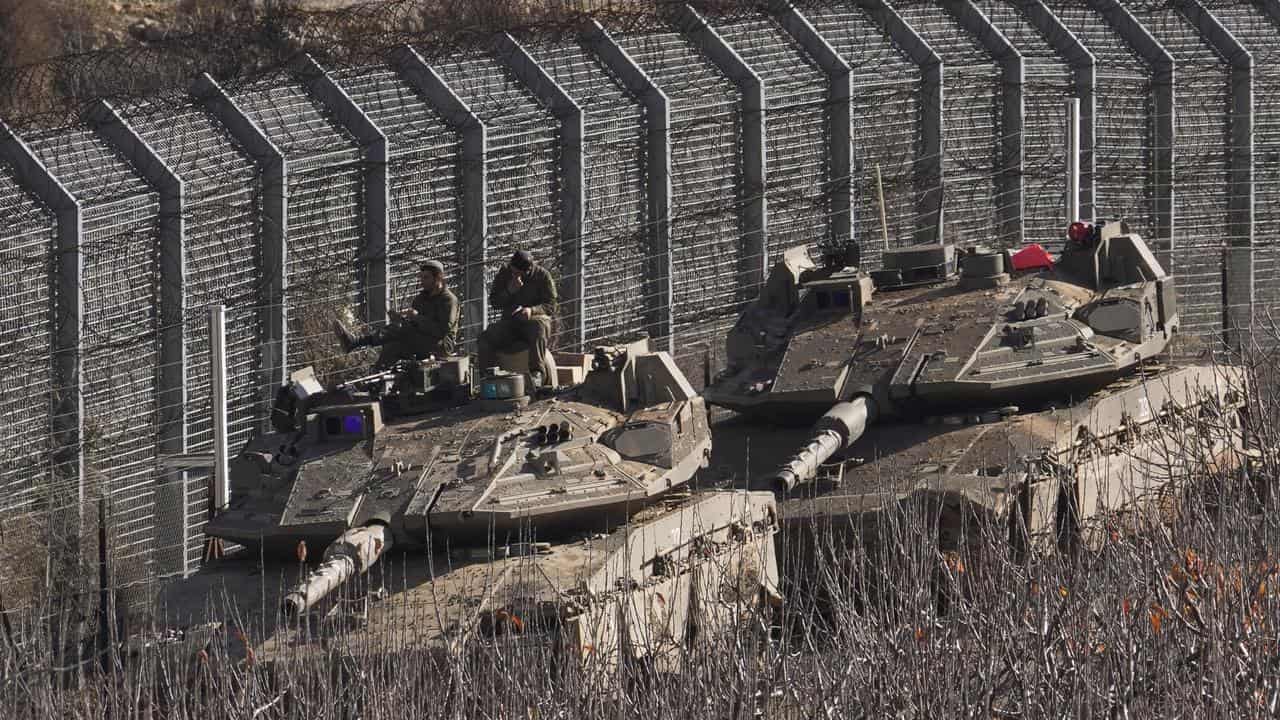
[875,163,889,252]
[935,181,946,246]
[1067,98,1081,223]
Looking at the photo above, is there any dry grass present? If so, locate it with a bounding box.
[0,0,59,68]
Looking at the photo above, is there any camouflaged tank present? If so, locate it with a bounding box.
[166,339,779,672]
[705,220,1248,559]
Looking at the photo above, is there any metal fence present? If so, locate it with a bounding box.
[0,0,1274,597]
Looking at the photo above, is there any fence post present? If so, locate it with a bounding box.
[1067,98,1080,224]
[392,45,489,351]
[84,99,189,575]
[1093,0,1176,271]
[771,0,854,245]
[676,4,768,289]
[0,121,85,546]
[493,34,587,351]
[1176,0,1254,348]
[862,0,944,245]
[209,305,229,512]
[293,54,391,330]
[950,0,1023,247]
[191,73,290,396]
[582,22,674,353]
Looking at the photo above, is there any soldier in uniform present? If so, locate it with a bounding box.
[479,250,558,387]
[334,260,460,369]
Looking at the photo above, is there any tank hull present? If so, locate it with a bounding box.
[712,364,1248,595]
[159,491,780,673]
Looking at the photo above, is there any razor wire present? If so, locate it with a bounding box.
[797,0,927,270]
[973,0,1074,252]
[1126,0,1233,343]
[1202,0,1280,325]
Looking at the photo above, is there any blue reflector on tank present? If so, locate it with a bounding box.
[342,415,364,434]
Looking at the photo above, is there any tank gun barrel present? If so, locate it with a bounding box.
[282,523,392,616]
[765,397,874,494]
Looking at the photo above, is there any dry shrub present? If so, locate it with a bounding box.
[0,0,692,125]
[175,0,268,28]
[0,511,49,611]
[0,0,58,68]
[0,0,64,118]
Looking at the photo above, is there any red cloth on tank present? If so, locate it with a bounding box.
[1010,244,1054,271]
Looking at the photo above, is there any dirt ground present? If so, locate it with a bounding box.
[1,0,364,68]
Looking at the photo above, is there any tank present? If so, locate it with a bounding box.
[164,339,779,673]
[706,220,1248,559]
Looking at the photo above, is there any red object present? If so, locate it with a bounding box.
[1011,243,1054,271]
[1068,221,1092,244]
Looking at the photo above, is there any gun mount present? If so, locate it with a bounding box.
[281,523,391,616]
[768,396,874,494]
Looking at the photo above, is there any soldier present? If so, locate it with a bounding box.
[334,260,460,368]
[479,250,558,387]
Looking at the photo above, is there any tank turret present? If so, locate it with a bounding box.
[175,342,778,670]
[708,220,1179,425]
[709,220,1247,562]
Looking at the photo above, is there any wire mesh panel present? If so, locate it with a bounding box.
[0,166,54,518]
[1202,1,1280,331]
[800,1,925,269]
[418,49,561,338]
[332,65,462,328]
[26,126,161,580]
[122,98,264,572]
[613,22,743,351]
[227,75,364,378]
[524,38,647,347]
[975,0,1073,248]
[1126,2,1231,342]
[706,11,829,261]
[890,1,1005,246]
[1044,2,1157,241]
[0,163,56,595]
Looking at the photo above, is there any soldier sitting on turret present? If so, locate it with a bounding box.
[479,250,558,387]
[334,260,460,369]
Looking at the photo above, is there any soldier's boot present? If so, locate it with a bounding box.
[333,320,360,353]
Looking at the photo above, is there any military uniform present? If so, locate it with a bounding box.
[479,263,558,378]
[363,288,460,368]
